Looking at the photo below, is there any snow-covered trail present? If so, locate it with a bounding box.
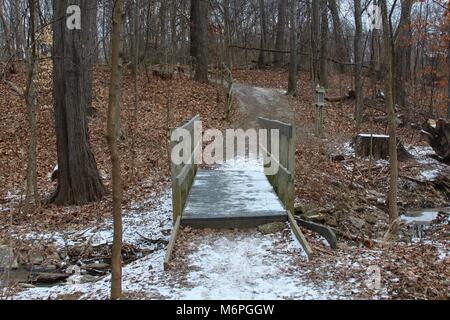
[12,180,387,300]
[11,162,341,300]
[172,229,339,300]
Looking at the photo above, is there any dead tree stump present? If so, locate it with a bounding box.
[421,119,450,164]
[355,134,389,159]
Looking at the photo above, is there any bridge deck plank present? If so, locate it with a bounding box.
[181,167,287,228]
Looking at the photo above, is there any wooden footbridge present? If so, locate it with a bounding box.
[163,115,313,270]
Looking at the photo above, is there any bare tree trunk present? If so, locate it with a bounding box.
[0,1,14,66]
[223,0,232,68]
[102,0,110,64]
[257,0,267,69]
[319,0,328,87]
[381,0,399,241]
[83,1,98,110]
[170,0,178,63]
[51,0,105,206]
[24,0,38,213]
[329,0,346,72]
[273,0,287,67]
[370,28,381,96]
[447,3,450,120]
[287,0,298,96]
[107,0,125,300]
[13,0,24,60]
[131,0,139,182]
[394,0,413,121]
[354,0,363,127]
[311,0,320,84]
[191,0,209,82]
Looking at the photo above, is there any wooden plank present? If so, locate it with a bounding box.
[296,218,337,249]
[182,168,287,228]
[163,216,181,271]
[287,210,313,259]
[257,117,294,139]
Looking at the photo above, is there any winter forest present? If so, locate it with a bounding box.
[0,0,449,301]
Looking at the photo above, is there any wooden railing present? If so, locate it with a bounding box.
[257,117,312,257]
[221,63,234,118]
[257,117,296,215]
[170,114,201,223]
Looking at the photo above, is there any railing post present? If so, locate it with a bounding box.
[286,126,295,214]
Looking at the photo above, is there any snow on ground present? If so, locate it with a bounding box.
[407,146,436,163]
[10,158,395,300]
[420,169,441,181]
[10,180,360,300]
[13,224,349,300]
[341,142,355,157]
[15,191,173,251]
[175,230,339,300]
[406,145,449,182]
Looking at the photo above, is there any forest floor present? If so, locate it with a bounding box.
[0,65,449,299]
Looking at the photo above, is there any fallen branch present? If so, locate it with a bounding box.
[228,45,369,68]
[2,79,24,97]
[325,89,355,102]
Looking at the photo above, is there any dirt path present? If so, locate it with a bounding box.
[232,84,293,129]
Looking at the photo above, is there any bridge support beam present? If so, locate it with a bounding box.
[288,210,313,259]
[164,216,181,271]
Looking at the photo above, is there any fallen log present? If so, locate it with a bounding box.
[325,89,355,103]
[420,119,450,164]
[152,69,174,81]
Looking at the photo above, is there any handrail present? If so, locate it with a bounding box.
[257,117,295,214]
[171,114,201,223]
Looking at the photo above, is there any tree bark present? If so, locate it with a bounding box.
[107,0,125,300]
[328,0,346,73]
[319,0,328,87]
[24,0,38,212]
[223,0,232,68]
[190,0,209,82]
[83,1,98,110]
[311,0,320,84]
[287,0,298,96]
[131,0,139,181]
[13,0,24,60]
[274,0,287,67]
[394,0,413,119]
[354,0,363,127]
[257,0,268,69]
[51,0,105,206]
[381,0,399,240]
[370,28,381,96]
[447,3,450,120]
